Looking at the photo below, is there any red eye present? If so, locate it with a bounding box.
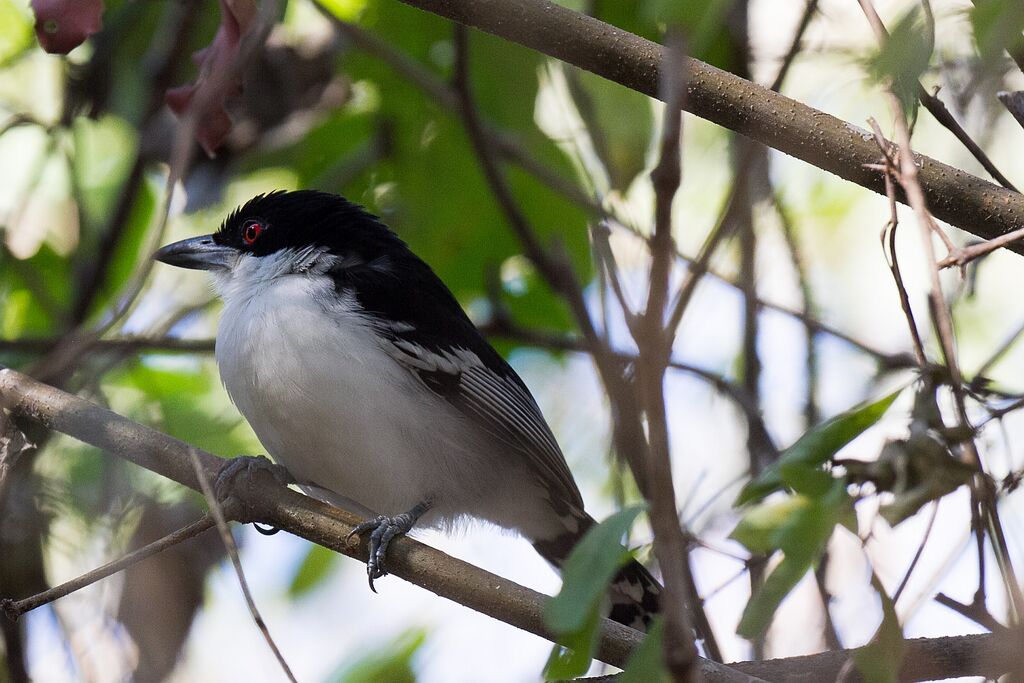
[242,220,264,245]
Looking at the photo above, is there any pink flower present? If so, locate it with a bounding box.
[165,0,258,157]
[31,0,104,54]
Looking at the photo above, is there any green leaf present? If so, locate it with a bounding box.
[1,243,72,337]
[619,618,670,683]
[542,505,646,679]
[82,175,159,323]
[644,0,743,71]
[566,70,653,191]
[0,0,32,66]
[289,544,339,598]
[734,481,854,639]
[543,606,602,680]
[852,575,905,683]
[318,0,370,21]
[737,388,902,505]
[545,505,645,634]
[335,2,592,337]
[331,629,425,683]
[71,116,139,232]
[971,0,1024,66]
[864,8,933,120]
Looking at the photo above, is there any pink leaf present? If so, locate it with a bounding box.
[165,0,258,157]
[31,0,104,54]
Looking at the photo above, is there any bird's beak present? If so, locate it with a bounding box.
[154,235,236,271]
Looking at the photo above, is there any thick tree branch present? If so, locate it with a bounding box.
[395,0,1024,252]
[729,632,1015,682]
[0,367,766,682]
[1,369,1017,681]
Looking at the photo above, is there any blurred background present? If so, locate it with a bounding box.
[1,0,1024,680]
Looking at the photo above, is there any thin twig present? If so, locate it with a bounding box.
[185,447,297,683]
[937,225,1024,270]
[862,0,1016,191]
[768,0,819,93]
[934,593,1007,633]
[1,515,215,619]
[892,502,939,604]
[859,0,1024,625]
[869,118,927,368]
[973,319,1024,388]
[636,31,700,681]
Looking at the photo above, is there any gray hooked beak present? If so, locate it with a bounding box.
[154,235,235,271]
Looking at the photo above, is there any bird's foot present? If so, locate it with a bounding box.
[346,501,431,592]
[214,455,294,524]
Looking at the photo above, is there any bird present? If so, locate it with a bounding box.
[154,189,660,631]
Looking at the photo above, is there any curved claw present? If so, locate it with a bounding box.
[346,501,432,592]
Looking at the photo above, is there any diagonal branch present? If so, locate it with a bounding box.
[395,0,1024,252]
[0,366,653,675]
[1,370,1018,682]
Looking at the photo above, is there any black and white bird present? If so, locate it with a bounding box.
[154,190,659,630]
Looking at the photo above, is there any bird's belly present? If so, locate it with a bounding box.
[215,280,463,518]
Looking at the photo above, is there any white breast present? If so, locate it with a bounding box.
[210,252,563,538]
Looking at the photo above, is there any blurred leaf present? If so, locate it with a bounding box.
[289,544,339,598]
[619,618,669,683]
[545,505,645,633]
[0,0,33,66]
[864,7,932,120]
[543,606,601,680]
[737,388,902,505]
[83,174,159,322]
[566,70,652,191]
[318,0,369,22]
[71,115,138,232]
[105,360,255,457]
[971,0,1024,66]
[543,505,645,679]
[331,629,425,683]
[843,436,974,527]
[336,1,591,336]
[591,0,660,41]
[30,0,103,54]
[852,575,905,683]
[1,243,72,337]
[644,0,740,71]
[733,481,854,639]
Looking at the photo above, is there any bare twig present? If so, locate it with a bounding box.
[768,0,819,93]
[1,515,215,619]
[937,224,1024,270]
[450,24,653,502]
[934,592,1007,633]
[892,502,939,604]
[973,319,1024,385]
[636,31,699,682]
[859,0,1024,625]
[185,446,298,683]
[869,118,927,367]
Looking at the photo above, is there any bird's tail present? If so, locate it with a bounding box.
[532,515,660,632]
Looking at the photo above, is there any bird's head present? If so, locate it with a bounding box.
[154,190,405,282]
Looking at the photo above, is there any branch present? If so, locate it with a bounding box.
[0,367,767,681]
[2,515,215,618]
[395,0,1024,253]
[728,632,1015,682]
[3,369,1018,681]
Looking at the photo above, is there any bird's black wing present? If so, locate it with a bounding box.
[330,254,584,511]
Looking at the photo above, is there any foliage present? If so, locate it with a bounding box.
[543,505,645,679]
[0,0,1022,679]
